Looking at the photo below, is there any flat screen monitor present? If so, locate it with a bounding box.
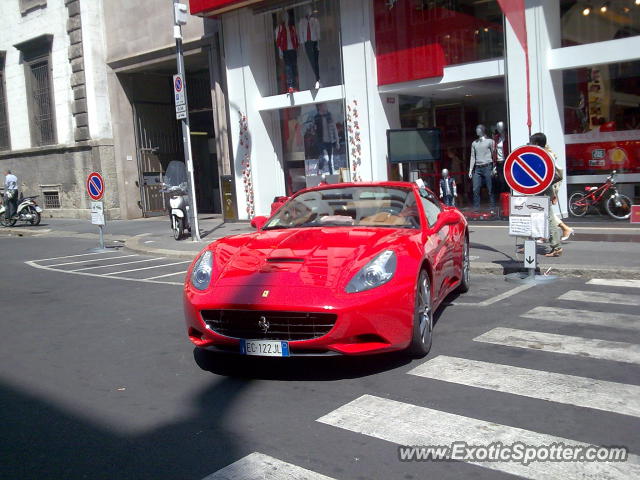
[387,128,441,163]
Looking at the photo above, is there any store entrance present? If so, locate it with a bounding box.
[389,78,507,212]
[125,54,221,217]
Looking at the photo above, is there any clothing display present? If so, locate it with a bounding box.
[314,109,339,174]
[275,22,299,91]
[469,126,496,209]
[439,176,457,206]
[298,13,321,84]
[493,131,509,193]
[470,137,495,166]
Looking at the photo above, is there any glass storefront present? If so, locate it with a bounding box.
[277,100,348,195]
[270,0,342,95]
[561,0,640,47]
[374,0,504,86]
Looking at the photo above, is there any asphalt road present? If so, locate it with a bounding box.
[1,235,639,480]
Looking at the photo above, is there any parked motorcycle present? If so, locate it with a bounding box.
[162,161,191,240]
[0,194,43,227]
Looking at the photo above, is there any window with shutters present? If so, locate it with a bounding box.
[0,53,9,151]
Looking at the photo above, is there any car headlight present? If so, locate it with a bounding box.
[346,250,397,293]
[190,250,213,291]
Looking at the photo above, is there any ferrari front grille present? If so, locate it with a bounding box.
[201,310,337,341]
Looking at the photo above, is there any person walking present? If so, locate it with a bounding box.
[528,133,564,257]
[4,169,18,219]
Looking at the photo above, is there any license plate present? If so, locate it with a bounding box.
[240,339,290,357]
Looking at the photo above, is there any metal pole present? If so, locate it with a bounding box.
[99,225,105,250]
[173,0,201,242]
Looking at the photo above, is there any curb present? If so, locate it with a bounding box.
[471,262,640,279]
[124,234,201,260]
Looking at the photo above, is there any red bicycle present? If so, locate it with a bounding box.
[568,171,632,220]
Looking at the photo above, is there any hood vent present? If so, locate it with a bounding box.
[266,257,305,263]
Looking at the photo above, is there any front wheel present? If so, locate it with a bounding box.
[407,270,433,358]
[173,216,184,240]
[455,235,470,293]
[568,192,588,217]
[0,212,16,227]
[605,193,632,220]
[29,207,41,226]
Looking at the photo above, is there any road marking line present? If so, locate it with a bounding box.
[408,355,640,417]
[474,328,640,365]
[202,452,336,480]
[26,260,183,286]
[454,283,534,306]
[46,254,139,268]
[70,257,165,272]
[558,290,640,306]
[469,225,640,232]
[317,395,640,480]
[33,252,123,263]
[145,270,187,280]
[521,306,640,331]
[102,261,190,276]
[587,279,640,289]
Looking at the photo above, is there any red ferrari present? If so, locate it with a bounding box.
[184,182,469,358]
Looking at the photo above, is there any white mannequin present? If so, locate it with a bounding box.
[469,124,496,209]
[439,168,457,206]
[298,6,321,89]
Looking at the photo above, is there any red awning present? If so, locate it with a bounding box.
[189,0,264,16]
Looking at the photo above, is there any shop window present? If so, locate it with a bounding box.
[561,0,640,47]
[269,0,342,95]
[277,100,347,195]
[0,53,9,151]
[563,60,640,176]
[374,0,504,85]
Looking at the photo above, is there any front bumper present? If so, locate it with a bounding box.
[184,283,414,356]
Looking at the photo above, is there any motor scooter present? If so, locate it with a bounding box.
[0,193,43,227]
[162,161,191,240]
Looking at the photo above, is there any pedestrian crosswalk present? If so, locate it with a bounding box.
[26,251,191,286]
[206,277,640,479]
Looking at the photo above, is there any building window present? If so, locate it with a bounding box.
[561,0,640,47]
[563,59,640,177]
[0,53,10,151]
[20,0,47,15]
[276,100,347,194]
[43,190,61,209]
[15,35,57,147]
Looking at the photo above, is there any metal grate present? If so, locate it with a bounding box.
[201,310,337,341]
[43,191,60,209]
[0,57,9,151]
[29,60,56,146]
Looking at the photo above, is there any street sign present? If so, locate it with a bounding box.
[509,195,549,238]
[173,74,185,105]
[631,205,640,224]
[86,172,104,201]
[504,145,555,195]
[524,240,536,269]
[91,201,105,226]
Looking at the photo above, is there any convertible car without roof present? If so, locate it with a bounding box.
[184,181,469,358]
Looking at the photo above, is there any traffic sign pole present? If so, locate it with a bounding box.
[173,1,200,242]
[86,172,111,253]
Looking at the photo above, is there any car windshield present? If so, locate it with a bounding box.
[263,186,420,230]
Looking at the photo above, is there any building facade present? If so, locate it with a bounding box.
[0,0,118,218]
[191,0,640,220]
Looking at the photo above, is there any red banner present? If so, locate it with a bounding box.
[189,0,261,16]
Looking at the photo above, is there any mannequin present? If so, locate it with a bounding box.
[275,11,299,94]
[298,7,321,89]
[493,121,509,194]
[468,124,496,209]
[439,168,457,206]
[313,103,339,174]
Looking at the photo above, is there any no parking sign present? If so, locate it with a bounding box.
[504,146,555,196]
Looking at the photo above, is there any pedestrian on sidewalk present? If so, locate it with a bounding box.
[528,133,564,257]
[4,170,18,219]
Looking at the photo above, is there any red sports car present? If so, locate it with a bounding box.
[184,182,469,358]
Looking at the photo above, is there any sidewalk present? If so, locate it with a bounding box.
[2,213,639,278]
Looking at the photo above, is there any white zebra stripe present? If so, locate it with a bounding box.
[587,279,640,289]
[521,306,640,331]
[558,290,640,306]
[202,452,336,480]
[317,395,640,480]
[473,328,640,365]
[408,355,640,417]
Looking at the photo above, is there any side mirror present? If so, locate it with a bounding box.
[439,210,459,226]
[250,216,268,230]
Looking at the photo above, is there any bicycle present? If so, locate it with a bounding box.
[568,170,632,220]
